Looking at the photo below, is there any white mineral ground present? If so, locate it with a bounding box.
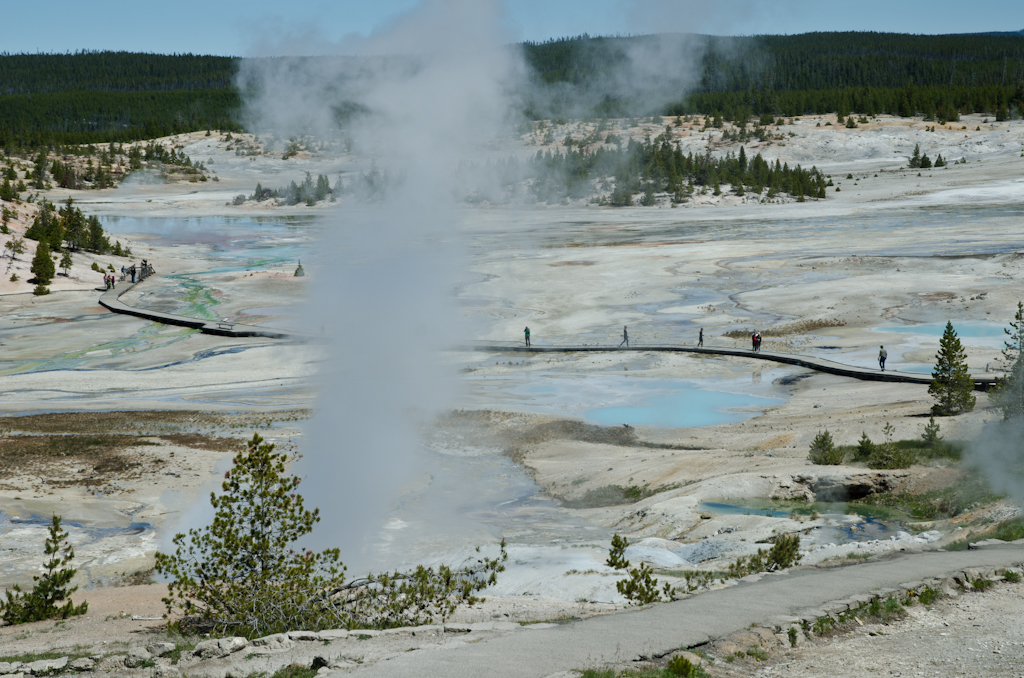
[2,114,1024,653]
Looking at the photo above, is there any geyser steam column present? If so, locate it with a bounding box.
[238,0,523,569]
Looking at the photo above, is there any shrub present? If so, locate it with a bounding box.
[921,416,942,447]
[156,434,506,637]
[607,534,673,605]
[32,284,49,296]
[787,627,798,646]
[868,422,916,469]
[727,533,802,578]
[1004,570,1021,583]
[666,655,698,677]
[808,429,843,465]
[854,432,876,461]
[0,516,88,625]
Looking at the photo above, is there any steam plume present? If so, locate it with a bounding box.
[239,0,522,572]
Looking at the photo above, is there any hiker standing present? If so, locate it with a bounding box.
[524,326,531,347]
[755,332,762,353]
[698,327,704,347]
[879,345,887,371]
[751,331,758,352]
[619,326,629,348]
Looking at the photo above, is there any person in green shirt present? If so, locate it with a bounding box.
[524,326,531,347]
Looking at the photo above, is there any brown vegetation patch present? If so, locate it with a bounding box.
[159,434,245,453]
[0,434,160,484]
[0,409,309,435]
[435,410,702,468]
[722,317,845,339]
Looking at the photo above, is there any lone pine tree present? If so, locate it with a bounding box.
[0,515,88,625]
[30,239,54,284]
[929,321,976,415]
[993,301,1024,420]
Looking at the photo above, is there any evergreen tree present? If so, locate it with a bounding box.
[0,516,88,625]
[921,416,942,447]
[854,431,876,461]
[992,301,1024,420]
[909,144,922,168]
[808,429,843,465]
[928,321,976,415]
[59,250,72,276]
[920,153,933,169]
[31,149,48,189]
[30,239,55,284]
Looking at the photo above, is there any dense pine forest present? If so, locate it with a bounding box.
[0,52,241,147]
[1,32,1023,148]
[523,32,1024,120]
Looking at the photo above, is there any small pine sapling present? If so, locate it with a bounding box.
[808,429,843,465]
[0,515,88,625]
[921,416,942,447]
[854,432,876,461]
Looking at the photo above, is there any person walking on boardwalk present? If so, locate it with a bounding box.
[619,326,629,348]
[751,331,758,352]
[698,327,704,347]
[879,345,887,371]
[755,332,762,353]
[524,326,531,347]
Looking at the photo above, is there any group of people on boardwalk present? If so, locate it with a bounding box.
[518,326,891,373]
[518,324,893,374]
[102,260,153,290]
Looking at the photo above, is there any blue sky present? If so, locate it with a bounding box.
[4,0,1022,56]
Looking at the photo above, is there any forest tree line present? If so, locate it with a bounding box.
[1,32,1024,148]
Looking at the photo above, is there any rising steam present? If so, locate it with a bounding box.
[239,0,523,571]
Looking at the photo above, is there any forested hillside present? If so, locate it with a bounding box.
[523,32,1024,119]
[0,52,236,94]
[2,32,1024,148]
[0,51,241,146]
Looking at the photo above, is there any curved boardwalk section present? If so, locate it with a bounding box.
[98,281,295,339]
[465,341,998,391]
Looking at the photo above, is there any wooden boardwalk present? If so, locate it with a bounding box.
[98,280,296,339]
[96,280,999,391]
[465,341,999,391]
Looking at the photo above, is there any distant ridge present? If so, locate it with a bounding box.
[971,29,1024,36]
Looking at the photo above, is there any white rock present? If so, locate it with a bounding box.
[26,657,68,675]
[153,667,180,678]
[286,630,320,641]
[252,633,295,649]
[69,658,96,672]
[146,643,177,658]
[623,545,687,567]
[317,629,349,640]
[124,648,152,669]
[193,637,248,659]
